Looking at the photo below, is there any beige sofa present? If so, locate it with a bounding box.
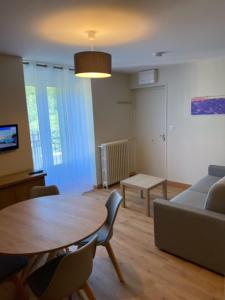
[153,165,225,275]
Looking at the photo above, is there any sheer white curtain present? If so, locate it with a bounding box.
[24,63,96,194]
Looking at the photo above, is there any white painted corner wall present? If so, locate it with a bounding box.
[91,73,134,185]
[0,54,33,176]
[130,56,225,184]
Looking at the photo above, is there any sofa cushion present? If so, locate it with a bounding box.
[208,165,225,178]
[171,190,206,209]
[205,177,225,214]
[190,175,219,194]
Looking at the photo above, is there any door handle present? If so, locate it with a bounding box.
[160,133,166,142]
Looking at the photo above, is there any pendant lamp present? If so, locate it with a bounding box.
[74,31,112,78]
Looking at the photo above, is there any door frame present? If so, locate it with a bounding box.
[132,84,168,179]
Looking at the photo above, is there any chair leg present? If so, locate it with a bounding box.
[77,290,85,300]
[105,242,125,283]
[10,275,29,300]
[82,282,96,300]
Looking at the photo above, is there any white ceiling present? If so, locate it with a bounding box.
[1,0,225,72]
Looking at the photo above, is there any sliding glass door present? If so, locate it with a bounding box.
[24,63,96,194]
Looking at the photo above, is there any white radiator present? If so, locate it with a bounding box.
[99,140,129,188]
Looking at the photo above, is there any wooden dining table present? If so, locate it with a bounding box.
[0,194,107,256]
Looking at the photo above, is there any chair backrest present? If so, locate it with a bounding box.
[105,190,123,231]
[40,236,97,300]
[30,185,60,199]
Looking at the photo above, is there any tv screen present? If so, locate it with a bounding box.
[0,124,19,152]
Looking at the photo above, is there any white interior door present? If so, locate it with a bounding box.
[134,86,167,178]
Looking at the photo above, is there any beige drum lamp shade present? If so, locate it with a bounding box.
[74,51,112,78]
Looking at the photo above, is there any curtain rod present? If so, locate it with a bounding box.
[23,60,74,71]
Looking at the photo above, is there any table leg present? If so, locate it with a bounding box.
[21,249,65,282]
[121,184,126,208]
[140,190,144,199]
[145,189,150,217]
[21,253,46,282]
[163,180,167,200]
[47,250,59,262]
[20,255,37,282]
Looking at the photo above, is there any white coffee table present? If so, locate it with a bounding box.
[120,174,167,217]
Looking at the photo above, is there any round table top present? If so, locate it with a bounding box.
[0,195,107,256]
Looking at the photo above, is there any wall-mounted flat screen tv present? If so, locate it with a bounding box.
[0,124,19,152]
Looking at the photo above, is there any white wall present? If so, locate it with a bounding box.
[91,72,133,185]
[130,57,225,184]
[0,54,33,176]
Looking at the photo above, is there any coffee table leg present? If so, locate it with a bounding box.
[121,184,126,208]
[145,189,150,217]
[163,180,167,200]
[140,190,144,199]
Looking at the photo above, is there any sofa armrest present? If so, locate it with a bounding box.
[208,164,225,177]
[153,199,225,275]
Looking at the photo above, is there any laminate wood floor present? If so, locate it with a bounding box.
[0,184,224,300]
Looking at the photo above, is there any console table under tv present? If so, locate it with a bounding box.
[0,170,46,209]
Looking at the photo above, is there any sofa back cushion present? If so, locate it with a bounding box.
[205,177,225,214]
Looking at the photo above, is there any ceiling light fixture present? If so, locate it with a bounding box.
[74,31,112,78]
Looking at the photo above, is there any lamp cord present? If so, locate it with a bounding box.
[87,30,96,52]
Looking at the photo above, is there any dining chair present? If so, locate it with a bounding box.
[0,255,28,300]
[26,236,97,300]
[76,190,124,283]
[30,185,60,199]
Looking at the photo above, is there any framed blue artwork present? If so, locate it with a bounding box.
[191,96,225,115]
